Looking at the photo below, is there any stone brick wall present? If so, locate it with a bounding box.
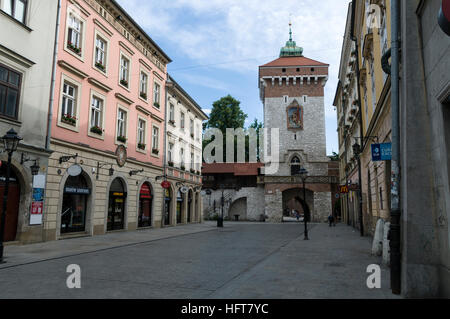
[202,186,265,221]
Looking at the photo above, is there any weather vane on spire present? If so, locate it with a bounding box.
[279,16,304,57]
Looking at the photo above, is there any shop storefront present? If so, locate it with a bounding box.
[176,190,183,224]
[107,178,127,231]
[164,188,172,226]
[187,190,192,223]
[61,175,90,234]
[138,182,153,228]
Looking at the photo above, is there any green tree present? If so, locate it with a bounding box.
[203,95,247,132]
[203,95,248,162]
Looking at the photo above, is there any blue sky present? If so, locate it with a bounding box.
[116,0,350,155]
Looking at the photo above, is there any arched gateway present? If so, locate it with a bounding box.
[258,24,336,222]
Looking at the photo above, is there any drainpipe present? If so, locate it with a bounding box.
[389,0,402,295]
[45,0,62,150]
[350,0,364,237]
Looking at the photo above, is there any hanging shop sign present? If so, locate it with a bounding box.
[371,143,392,161]
[339,185,349,194]
[439,0,450,36]
[161,180,171,189]
[180,186,189,194]
[67,164,82,177]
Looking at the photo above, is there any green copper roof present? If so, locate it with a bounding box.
[280,23,303,57]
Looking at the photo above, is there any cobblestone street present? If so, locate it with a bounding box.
[0,222,399,299]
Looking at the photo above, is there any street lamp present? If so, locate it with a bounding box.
[299,167,309,240]
[217,184,224,228]
[0,129,22,263]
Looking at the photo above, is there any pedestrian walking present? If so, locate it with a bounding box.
[328,214,335,227]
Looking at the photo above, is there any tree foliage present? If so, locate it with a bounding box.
[203,95,247,133]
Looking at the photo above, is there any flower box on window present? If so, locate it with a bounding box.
[153,102,160,108]
[120,79,128,87]
[168,161,174,167]
[190,168,196,174]
[67,42,81,55]
[169,120,175,125]
[180,165,185,171]
[117,135,127,143]
[90,125,103,135]
[95,62,105,72]
[190,133,194,138]
[61,114,76,126]
[196,171,200,175]
[152,148,159,155]
[140,92,147,100]
[138,143,146,150]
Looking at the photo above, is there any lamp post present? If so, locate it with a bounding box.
[299,168,309,240]
[352,141,364,237]
[0,129,22,263]
[217,184,224,228]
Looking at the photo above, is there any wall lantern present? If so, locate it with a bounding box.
[30,161,40,176]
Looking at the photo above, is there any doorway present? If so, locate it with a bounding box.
[107,178,126,231]
[0,166,20,241]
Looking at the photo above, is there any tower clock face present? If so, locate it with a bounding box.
[115,145,127,167]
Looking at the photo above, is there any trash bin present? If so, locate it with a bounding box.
[260,214,266,222]
[234,215,240,221]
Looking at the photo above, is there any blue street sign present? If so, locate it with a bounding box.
[371,143,392,161]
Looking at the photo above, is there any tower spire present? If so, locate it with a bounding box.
[280,20,303,57]
[289,20,292,41]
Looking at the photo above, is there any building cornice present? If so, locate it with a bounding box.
[88,77,112,92]
[115,93,134,105]
[0,44,35,68]
[58,60,89,79]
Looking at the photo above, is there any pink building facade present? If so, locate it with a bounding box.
[43,0,176,241]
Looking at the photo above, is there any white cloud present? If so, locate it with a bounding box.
[116,0,349,154]
[117,0,348,72]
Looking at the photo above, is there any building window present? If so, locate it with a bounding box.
[168,142,174,163]
[90,96,103,135]
[119,55,130,88]
[137,119,146,150]
[153,82,160,108]
[1,0,27,24]
[290,156,301,176]
[0,64,21,120]
[140,72,148,100]
[370,60,376,113]
[190,118,194,138]
[196,124,200,141]
[117,108,127,143]
[152,126,159,154]
[60,82,77,126]
[169,103,175,123]
[180,147,185,168]
[190,152,194,170]
[67,13,83,56]
[180,112,185,130]
[94,35,107,72]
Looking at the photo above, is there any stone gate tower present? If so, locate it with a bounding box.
[258,23,333,222]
